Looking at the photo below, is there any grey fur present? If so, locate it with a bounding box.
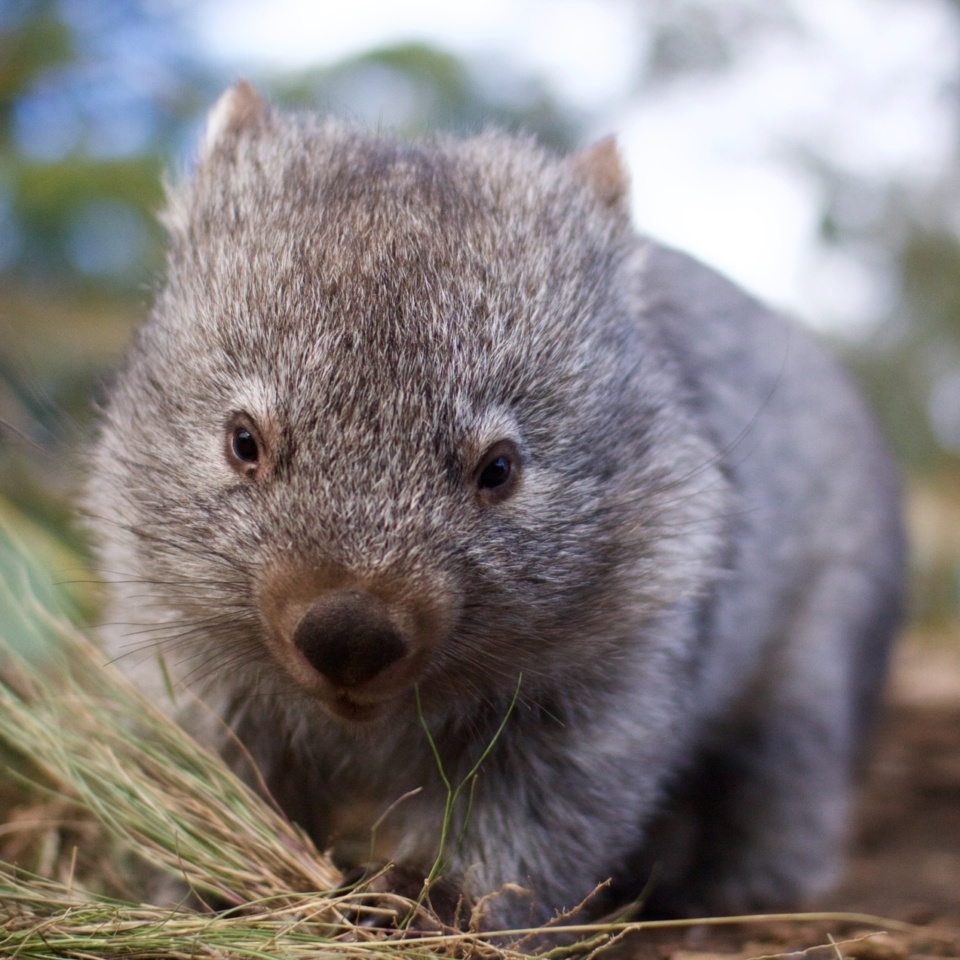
[85,85,904,928]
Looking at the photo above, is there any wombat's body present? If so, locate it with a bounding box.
[86,84,903,928]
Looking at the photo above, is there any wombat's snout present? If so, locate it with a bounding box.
[292,589,408,688]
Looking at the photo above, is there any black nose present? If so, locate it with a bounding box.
[292,590,407,688]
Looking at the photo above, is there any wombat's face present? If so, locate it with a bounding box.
[89,86,707,726]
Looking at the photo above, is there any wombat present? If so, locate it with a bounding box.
[85,82,904,930]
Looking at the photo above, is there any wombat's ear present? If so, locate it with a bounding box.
[160,82,267,238]
[200,81,267,160]
[568,137,630,214]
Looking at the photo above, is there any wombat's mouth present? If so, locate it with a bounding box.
[329,691,397,724]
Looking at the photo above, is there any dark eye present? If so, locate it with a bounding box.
[478,455,511,490]
[225,415,264,477]
[232,427,259,464]
[475,441,521,504]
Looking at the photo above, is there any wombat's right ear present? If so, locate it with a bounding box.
[199,81,267,160]
[568,137,630,215]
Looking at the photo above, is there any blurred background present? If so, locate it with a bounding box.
[1,0,958,646]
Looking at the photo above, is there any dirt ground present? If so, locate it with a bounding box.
[617,639,960,960]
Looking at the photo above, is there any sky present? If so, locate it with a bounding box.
[192,0,958,336]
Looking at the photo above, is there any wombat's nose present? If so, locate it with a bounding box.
[292,590,407,688]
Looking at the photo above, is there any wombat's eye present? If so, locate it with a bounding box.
[479,456,511,488]
[232,428,259,463]
[475,441,521,504]
[225,415,263,477]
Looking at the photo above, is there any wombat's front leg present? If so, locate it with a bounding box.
[413,702,680,932]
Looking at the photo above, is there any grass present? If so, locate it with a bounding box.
[415,676,522,894]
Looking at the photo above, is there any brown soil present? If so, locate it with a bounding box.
[618,640,960,960]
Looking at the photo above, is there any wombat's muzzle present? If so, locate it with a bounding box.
[292,589,408,688]
[257,565,456,718]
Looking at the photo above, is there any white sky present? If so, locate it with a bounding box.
[192,0,958,336]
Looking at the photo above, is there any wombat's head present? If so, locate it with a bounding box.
[87,84,724,727]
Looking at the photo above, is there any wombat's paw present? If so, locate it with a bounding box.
[341,864,469,932]
[660,862,820,920]
[714,844,838,917]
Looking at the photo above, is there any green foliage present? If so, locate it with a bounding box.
[0,1,215,290]
[900,228,960,338]
[10,156,164,283]
[0,3,73,130]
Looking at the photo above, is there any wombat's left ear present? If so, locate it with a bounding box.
[568,137,630,213]
[200,81,267,160]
